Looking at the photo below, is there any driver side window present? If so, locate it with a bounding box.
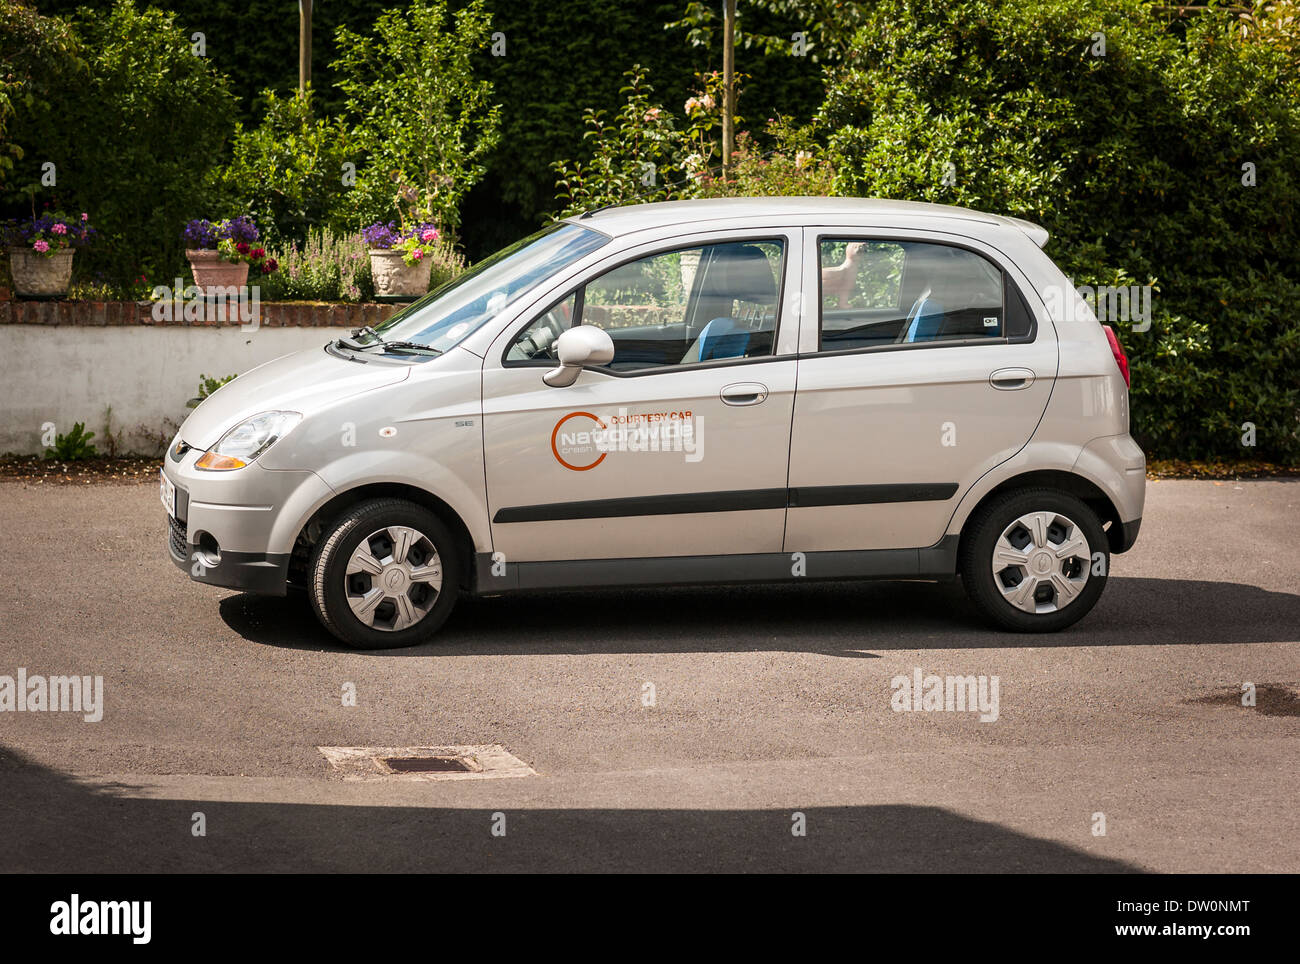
[506,239,784,371]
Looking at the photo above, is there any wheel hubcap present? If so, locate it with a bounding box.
[344,525,442,631]
[990,511,1091,614]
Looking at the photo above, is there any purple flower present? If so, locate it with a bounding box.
[225,216,260,245]
[182,215,263,249]
[362,222,399,249]
[182,219,223,249]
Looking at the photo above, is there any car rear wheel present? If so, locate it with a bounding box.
[309,498,460,649]
[959,488,1108,632]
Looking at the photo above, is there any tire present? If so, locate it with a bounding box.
[959,488,1108,632]
[309,498,461,649]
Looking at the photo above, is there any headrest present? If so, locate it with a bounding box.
[704,243,778,305]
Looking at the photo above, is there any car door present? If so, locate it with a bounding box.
[785,228,1057,552]
[481,229,801,563]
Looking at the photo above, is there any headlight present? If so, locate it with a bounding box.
[195,411,301,471]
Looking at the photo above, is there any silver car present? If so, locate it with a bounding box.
[162,198,1144,648]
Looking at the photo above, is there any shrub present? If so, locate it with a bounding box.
[696,122,837,198]
[552,65,727,216]
[818,0,1300,461]
[0,1,83,192]
[260,228,375,303]
[44,421,96,461]
[213,88,361,248]
[332,0,502,235]
[196,373,236,401]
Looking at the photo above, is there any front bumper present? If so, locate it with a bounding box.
[162,445,334,597]
[167,500,292,595]
[167,520,292,594]
[1112,517,1142,554]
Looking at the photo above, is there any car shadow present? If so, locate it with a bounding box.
[0,746,1141,873]
[218,576,1300,656]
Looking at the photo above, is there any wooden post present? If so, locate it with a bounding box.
[299,0,313,93]
[722,0,736,177]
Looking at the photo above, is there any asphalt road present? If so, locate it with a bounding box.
[0,477,1296,872]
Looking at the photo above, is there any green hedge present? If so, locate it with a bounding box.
[820,0,1300,462]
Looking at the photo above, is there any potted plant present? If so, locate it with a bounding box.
[363,221,441,299]
[184,217,277,292]
[5,211,94,298]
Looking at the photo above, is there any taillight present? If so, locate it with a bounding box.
[1103,325,1130,387]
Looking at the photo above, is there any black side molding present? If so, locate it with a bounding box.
[493,487,787,524]
[787,483,958,507]
[493,483,958,524]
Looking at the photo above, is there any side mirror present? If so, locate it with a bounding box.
[544,325,614,387]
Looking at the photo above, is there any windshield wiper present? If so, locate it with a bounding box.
[335,326,439,355]
[380,341,441,354]
[335,325,380,350]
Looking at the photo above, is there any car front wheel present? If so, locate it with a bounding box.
[309,498,460,649]
[959,488,1109,632]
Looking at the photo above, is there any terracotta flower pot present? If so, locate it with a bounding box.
[8,246,75,298]
[186,248,249,293]
[369,248,432,298]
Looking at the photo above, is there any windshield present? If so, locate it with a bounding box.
[357,222,608,354]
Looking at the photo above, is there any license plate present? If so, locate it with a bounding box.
[160,470,176,517]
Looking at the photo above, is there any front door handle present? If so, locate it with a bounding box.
[720,381,769,406]
[989,368,1035,390]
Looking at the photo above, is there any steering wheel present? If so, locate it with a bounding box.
[517,307,568,359]
[895,287,933,344]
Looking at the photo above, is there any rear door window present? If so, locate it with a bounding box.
[817,238,1025,350]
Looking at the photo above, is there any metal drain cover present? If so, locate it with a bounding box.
[382,755,472,774]
[318,744,536,781]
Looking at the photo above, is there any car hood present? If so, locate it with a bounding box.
[177,345,410,449]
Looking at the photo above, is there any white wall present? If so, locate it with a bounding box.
[0,326,339,455]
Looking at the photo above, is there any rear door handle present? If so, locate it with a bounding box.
[721,381,769,406]
[989,368,1035,390]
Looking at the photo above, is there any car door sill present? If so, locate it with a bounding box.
[472,536,959,593]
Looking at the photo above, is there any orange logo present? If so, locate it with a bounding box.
[551,412,608,471]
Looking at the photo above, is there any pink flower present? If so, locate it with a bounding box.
[412,249,424,261]
[33,240,50,252]
[80,213,88,221]
[685,94,715,114]
[51,223,67,235]
[420,228,438,242]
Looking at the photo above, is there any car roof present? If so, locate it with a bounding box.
[564,196,1049,247]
